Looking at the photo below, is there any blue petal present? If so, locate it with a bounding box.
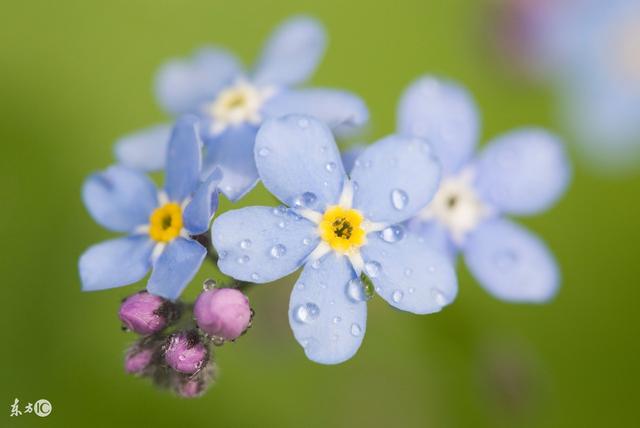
[114,124,171,171]
[406,219,457,260]
[82,166,158,233]
[397,76,479,174]
[255,115,345,210]
[289,253,366,365]
[253,16,326,87]
[211,206,319,283]
[147,238,207,300]
[361,231,458,314]
[183,168,223,235]
[155,47,242,115]
[263,89,369,137]
[79,236,154,291]
[351,135,441,224]
[202,125,259,202]
[463,218,559,303]
[341,145,366,174]
[164,116,202,202]
[474,129,571,215]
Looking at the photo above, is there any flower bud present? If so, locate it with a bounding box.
[172,363,216,398]
[164,331,208,374]
[124,348,154,375]
[119,291,176,335]
[194,288,252,341]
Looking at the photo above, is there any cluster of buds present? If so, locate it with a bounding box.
[119,281,253,398]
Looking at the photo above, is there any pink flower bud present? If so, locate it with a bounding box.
[164,332,208,374]
[119,291,174,335]
[124,348,154,374]
[194,288,252,341]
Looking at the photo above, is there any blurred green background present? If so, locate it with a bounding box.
[2,0,639,427]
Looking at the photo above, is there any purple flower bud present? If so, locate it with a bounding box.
[172,363,216,398]
[164,331,208,374]
[194,288,252,341]
[124,348,154,374]
[119,291,173,335]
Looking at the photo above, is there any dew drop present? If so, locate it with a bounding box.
[270,244,287,258]
[408,287,415,294]
[297,282,305,290]
[325,162,337,172]
[495,250,517,270]
[302,237,312,245]
[364,261,381,278]
[350,323,362,337]
[346,278,367,302]
[178,354,186,361]
[278,221,286,229]
[237,255,250,264]
[392,289,404,303]
[404,268,413,277]
[294,303,320,323]
[332,316,342,324]
[391,189,409,210]
[431,288,448,306]
[258,147,270,157]
[292,192,317,209]
[218,250,227,260]
[250,272,260,281]
[311,259,321,270]
[379,225,405,243]
[239,239,252,249]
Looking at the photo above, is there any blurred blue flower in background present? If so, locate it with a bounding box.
[394,75,571,302]
[80,116,221,300]
[211,114,457,364]
[115,16,369,201]
[492,0,640,171]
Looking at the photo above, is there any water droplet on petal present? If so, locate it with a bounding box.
[379,225,405,243]
[297,282,305,290]
[408,287,415,294]
[391,189,409,210]
[239,239,251,249]
[258,147,270,157]
[278,221,286,229]
[294,303,320,323]
[404,268,413,277]
[270,244,287,258]
[237,255,250,264]
[302,237,312,245]
[311,259,321,270]
[292,192,317,209]
[392,289,404,303]
[250,272,260,281]
[332,316,342,324]
[431,288,448,306]
[346,278,367,302]
[218,251,227,260]
[364,261,381,278]
[495,250,518,270]
[325,162,337,172]
[350,323,362,337]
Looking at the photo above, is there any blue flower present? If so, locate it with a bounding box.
[211,114,458,364]
[495,0,640,170]
[79,116,221,300]
[115,16,369,201]
[393,75,571,302]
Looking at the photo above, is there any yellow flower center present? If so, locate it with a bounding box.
[319,206,366,253]
[149,203,183,242]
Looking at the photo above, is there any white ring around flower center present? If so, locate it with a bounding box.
[418,169,489,244]
[206,79,276,135]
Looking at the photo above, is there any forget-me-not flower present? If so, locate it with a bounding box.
[211,114,457,364]
[80,116,221,300]
[392,75,570,302]
[115,16,369,201]
[493,0,640,170]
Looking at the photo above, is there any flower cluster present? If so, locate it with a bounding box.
[79,16,570,396]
